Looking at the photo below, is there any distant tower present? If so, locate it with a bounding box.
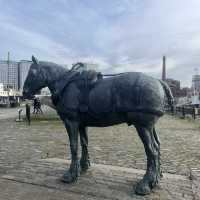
[194,67,199,75]
[192,68,200,92]
[162,56,166,81]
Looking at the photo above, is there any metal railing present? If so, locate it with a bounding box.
[167,105,200,119]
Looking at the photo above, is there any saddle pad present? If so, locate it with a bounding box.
[88,80,113,115]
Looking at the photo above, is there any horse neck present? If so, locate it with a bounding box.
[42,65,68,94]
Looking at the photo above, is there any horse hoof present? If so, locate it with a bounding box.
[135,180,151,195]
[61,171,77,183]
[80,160,90,173]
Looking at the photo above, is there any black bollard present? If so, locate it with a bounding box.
[19,109,22,121]
[26,103,31,125]
[182,106,185,118]
[193,107,196,120]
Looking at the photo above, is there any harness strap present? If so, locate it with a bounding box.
[102,72,126,77]
[51,73,80,106]
[50,70,124,118]
[50,70,102,112]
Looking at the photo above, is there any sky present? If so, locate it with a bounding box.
[0,0,200,87]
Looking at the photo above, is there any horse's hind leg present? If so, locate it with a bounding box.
[134,124,161,195]
[79,125,90,172]
[153,126,162,177]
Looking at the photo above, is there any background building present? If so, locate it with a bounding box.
[8,60,19,90]
[192,74,200,92]
[0,60,8,88]
[0,83,3,91]
[18,60,32,91]
[0,60,18,90]
[161,56,190,98]
[0,59,32,92]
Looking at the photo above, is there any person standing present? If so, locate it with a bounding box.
[36,98,43,114]
[33,97,37,114]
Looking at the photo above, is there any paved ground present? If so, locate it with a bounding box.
[1,107,199,176]
[0,106,200,199]
[0,107,20,120]
[0,158,197,200]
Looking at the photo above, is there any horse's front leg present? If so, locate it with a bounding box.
[79,125,90,172]
[62,119,80,183]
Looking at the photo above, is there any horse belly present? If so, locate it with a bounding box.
[84,114,125,127]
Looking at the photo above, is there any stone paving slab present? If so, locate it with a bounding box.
[0,179,103,200]
[0,158,196,200]
[0,107,19,120]
[190,169,200,200]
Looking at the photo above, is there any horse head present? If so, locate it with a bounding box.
[23,56,47,99]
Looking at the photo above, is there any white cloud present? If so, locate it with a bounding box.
[0,20,75,63]
[0,0,200,87]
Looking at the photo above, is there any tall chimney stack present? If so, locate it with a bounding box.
[162,56,166,81]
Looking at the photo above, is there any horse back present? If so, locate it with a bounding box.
[88,72,141,115]
[89,72,165,116]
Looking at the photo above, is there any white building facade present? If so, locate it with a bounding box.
[0,59,32,92]
[0,60,18,90]
[192,74,200,92]
[18,60,32,91]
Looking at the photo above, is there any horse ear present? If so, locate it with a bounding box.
[32,55,39,65]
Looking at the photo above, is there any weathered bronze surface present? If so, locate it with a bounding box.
[23,56,174,195]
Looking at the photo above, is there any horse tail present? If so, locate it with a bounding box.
[159,80,174,111]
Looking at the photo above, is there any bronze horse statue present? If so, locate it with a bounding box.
[23,56,174,195]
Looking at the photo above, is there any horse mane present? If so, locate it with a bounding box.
[40,61,68,72]
[39,61,67,70]
[36,61,69,81]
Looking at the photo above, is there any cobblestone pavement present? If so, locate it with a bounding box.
[0,108,200,199]
[0,107,20,120]
[0,109,200,177]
